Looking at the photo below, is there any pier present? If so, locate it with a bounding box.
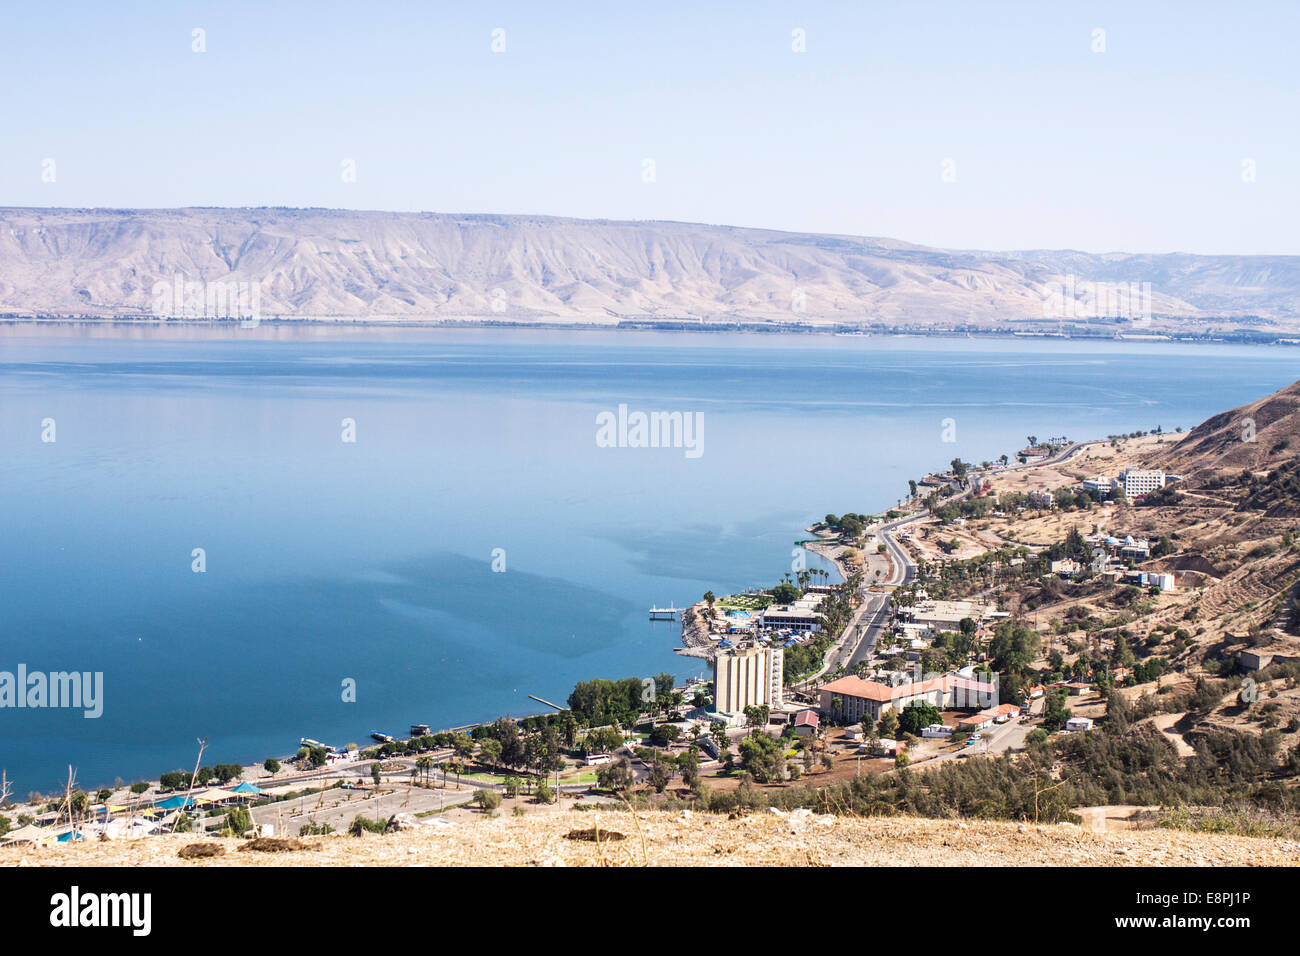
[648,604,678,620]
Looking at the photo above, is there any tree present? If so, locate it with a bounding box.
[478,738,503,773]
[223,806,252,837]
[648,723,680,747]
[596,756,634,792]
[263,758,280,776]
[897,700,942,737]
[1041,687,1073,732]
[646,755,673,793]
[370,762,382,787]
[877,710,899,740]
[416,755,435,785]
[472,789,502,812]
[738,733,785,783]
[772,582,802,604]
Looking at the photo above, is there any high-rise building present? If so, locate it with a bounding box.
[713,643,784,715]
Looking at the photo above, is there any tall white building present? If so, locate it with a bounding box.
[713,643,784,715]
[1119,468,1166,498]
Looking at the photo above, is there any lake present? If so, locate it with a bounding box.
[0,325,1296,792]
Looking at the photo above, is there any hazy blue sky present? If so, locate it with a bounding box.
[1,0,1295,254]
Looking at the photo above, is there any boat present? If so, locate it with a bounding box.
[370,730,394,743]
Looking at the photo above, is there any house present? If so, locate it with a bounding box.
[921,724,952,738]
[1029,490,1054,509]
[793,710,820,737]
[988,704,1020,723]
[1050,559,1081,578]
[1239,650,1274,671]
[1065,717,1094,732]
[1082,476,1113,498]
[868,738,905,757]
[959,713,995,731]
[818,673,998,723]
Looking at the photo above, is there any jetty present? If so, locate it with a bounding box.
[648,604,678,620]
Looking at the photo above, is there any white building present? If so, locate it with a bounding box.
[1148,572,1176,591]
[759,593,824,632]
[1119,468,1166,499]
[1082,476,1113,498]
[713,643,784,715]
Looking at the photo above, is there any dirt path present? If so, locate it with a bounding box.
[1150,712,1197,757]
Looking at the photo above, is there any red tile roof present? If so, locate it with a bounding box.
[819,674,994,704]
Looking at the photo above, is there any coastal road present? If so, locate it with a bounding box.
[797,509,924,689]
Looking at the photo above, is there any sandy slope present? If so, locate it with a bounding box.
[5,810,1298,867]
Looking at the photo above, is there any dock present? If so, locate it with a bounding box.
[648,604,678,620]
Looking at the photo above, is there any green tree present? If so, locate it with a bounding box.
[738,734,785,783]
[897,700,942,737]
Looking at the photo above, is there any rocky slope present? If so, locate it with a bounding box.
[3,207,1299,329]
[1153,379,1300,477]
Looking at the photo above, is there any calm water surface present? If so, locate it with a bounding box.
[0,326,1295,790]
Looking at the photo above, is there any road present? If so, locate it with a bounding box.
[797,508,924,690]
[800,441,1093,692]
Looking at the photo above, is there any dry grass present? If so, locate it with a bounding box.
[5,810,1299,867]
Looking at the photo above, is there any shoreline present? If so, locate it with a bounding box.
[3,317,1299,346]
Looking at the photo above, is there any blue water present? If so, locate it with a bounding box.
[0,326,1295,792]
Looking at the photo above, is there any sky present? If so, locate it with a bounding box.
[0,0,1296,255]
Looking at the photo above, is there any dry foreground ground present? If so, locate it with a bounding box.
[4,811,1299,867]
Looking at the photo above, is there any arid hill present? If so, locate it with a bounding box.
[2,207,1300,330]
[1154,379,1300,478]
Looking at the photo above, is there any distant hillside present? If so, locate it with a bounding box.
[1154,379,1300,477]
[2,207,1299,331]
